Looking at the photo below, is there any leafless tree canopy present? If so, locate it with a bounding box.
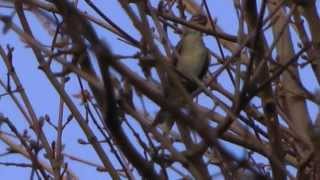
[0,0,320,179]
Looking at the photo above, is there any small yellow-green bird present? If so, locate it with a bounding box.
[155,15,210,132]
[175,14,209,91]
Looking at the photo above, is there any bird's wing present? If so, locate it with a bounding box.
[173,38,184,66]
[198,48,210,79]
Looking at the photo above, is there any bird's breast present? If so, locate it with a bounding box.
[177,40,207,77]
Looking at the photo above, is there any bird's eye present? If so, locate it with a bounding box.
[191,15,207,25]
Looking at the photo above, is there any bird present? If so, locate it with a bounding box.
[154,14,210,133]
[174,14,209,91]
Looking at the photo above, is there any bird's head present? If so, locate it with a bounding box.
[189,14,207,26]
[184,14,207,35]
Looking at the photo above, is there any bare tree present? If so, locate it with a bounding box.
[0,0,319,179]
